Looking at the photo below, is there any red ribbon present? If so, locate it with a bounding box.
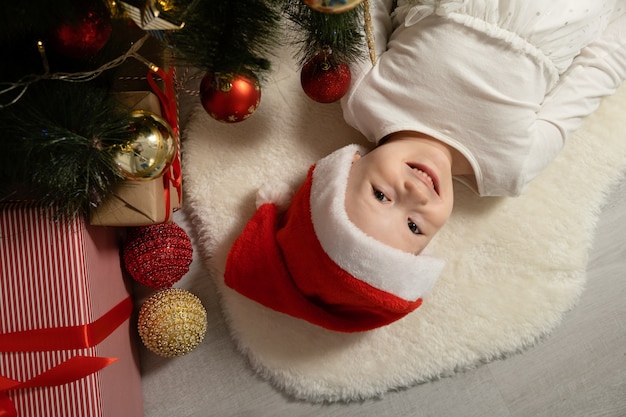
[147,66,182,223]
[0,356,118,391]
[0,297,132,352]
[0,297,132,417]
[0,394,16,417]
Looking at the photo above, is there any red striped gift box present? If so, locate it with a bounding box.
[0,202,143,417]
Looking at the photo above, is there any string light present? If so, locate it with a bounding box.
[37,40,50,74]
[0,34,156,109]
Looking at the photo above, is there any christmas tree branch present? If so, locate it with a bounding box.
[166,0,283,76]
[0,81,131,218]
[283,0,367,66]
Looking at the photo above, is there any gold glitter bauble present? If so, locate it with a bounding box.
[138,288,207,357]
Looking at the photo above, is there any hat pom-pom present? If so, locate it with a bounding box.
[256,182,293,211]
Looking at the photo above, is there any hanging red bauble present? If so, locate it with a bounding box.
[199,71,261,123]
[48,0,113,59]
[301,50,351,103]
[123,222,193,289]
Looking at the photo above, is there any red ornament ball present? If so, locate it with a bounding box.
[123,223,193,289]
[200,72,261,123]
[49,0,113,59]
[301,52,351,103]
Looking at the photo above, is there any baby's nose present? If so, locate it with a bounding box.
[403,180,429,205]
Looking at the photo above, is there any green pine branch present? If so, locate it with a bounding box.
[283,0,366,66]
[0,81,131,218]
[165,0,283,76]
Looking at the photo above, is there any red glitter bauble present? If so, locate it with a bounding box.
[123,223,193,289]
[200,71,261,123]
[300,52,351,103]
[49,0,112,59]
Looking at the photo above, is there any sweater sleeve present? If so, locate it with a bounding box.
[523,11,626,184]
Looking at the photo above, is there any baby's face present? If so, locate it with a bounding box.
[345,138,455,254]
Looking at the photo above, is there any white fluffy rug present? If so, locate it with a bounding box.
[181,46,626,402]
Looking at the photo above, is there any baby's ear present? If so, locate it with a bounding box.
[352,151,361,164]
[256,181,293,211]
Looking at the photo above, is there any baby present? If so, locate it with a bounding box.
[225,0,626,332]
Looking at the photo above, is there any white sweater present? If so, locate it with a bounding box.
[341,0,626,196]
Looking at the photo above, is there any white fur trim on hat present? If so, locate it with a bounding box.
[256,181,294,211]
[310,144,445,301]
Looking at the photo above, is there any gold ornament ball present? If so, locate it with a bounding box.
[113,110,177,180]
[303,0,364,13]
[138,288,207,357]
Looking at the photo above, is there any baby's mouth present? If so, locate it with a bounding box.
[407,163,439,195]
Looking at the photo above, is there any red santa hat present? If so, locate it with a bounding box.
[225,144,444,332]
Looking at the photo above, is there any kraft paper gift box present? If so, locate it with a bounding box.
[89,90,182,226]
[0,202,143,417]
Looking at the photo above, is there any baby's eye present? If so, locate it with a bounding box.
[373,188,389,202]
[408,220,421,235]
